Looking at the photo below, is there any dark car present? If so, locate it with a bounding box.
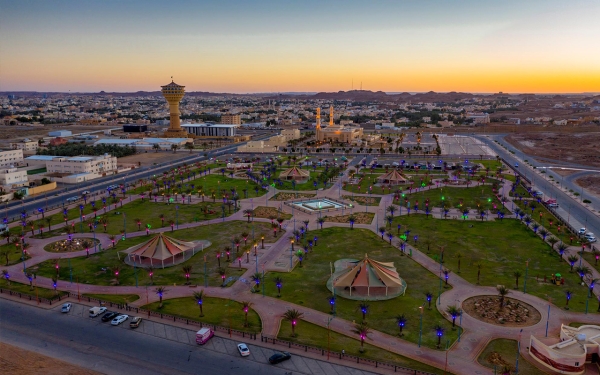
[101,311,119,322]
[268,352,291,364]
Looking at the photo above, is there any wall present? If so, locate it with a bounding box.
[28,182,57,196]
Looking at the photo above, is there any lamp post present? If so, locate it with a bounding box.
[123,213,126,239]
[418,305,424,348]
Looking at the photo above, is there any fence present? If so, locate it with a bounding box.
[260,335,438,375]
[0,287,64,305]
[66,292,259,340]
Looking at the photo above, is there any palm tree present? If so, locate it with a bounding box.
[147,266,154,284]
[456,252,462,273]
[575,266,591,282]
[171,144,179,153]
[282,309,304,337]
[497,285,510,307]
[358,301,369,321]
[567,255,579,271]
[152,143,160,153]
[155,287,168,308]
[159,214,165,227]
[433,324,445,349]
[2,269,10,284]
[538,228,548,239]
[185,143,194,153]
[395,314,407,336]
[251,272,261,292]
[0,248,10,266]
[112,266,121,285]
[81,240,92,258]
[565,290,572,309]
[241,301,252,327]
[109,235,116,248]
[182,265,192,284]
[476,263,482,284]
[45,216,53,232]
[348,215,356,229]
[168,219,175,232]
[134,218,142,231]
[352,322,372,350]
[445,305,462,328]
[548,237,558,249]
[218,267,226,286]
[513,270,522,289]
[317,217,325,229]
[193,290,205,316]
[243,209,253,223]
[274,276,282,297]
[425,292,433,309]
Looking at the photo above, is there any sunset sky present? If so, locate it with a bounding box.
[1,0,599,93]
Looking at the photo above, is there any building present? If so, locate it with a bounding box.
[529,324,600,374]
[315,106,363,143]
[0,149,24,168]
[49,130,72,137]
[123,124,148,133]
[0,167,28,190]
[236,140,278,153]
[280,129,300,141]
[49,137,69,146]
[93,138,191,150]
[466,112,490,124]
[220,114,241,125]
[46,154,117,175]
[181,123,239,137]
[10,140,38,154]
[161,80,190,138]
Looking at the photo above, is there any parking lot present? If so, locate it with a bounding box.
[60,303,377,375]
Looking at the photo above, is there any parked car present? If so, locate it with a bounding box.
[101,311,119,322]
[584,233,597,243]
[66,196,79,203]
[89,306,107,317]
[586,236,597,243]
[129,317,142,328]
[578,228,587,235]
[61,303,72,313]
[548,203,559,208]
[111,314,129,326]
[269,351,291,364]
[237,343,250,357]
[82,190,91,195]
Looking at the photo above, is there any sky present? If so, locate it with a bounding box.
[1,0,599,94]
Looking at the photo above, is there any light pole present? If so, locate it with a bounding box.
[418,305,424,347]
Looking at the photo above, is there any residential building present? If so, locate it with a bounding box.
[48,130,72,137]
[10,140,38,153]
[466,112,490,124]
[46,154,117,175]
[0,167,28,190]
[0,149,24,168]
[220,114,241,125]
[93,138,191,150]
[280,129,300,141]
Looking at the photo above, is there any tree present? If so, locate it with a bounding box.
[159,214,165,227]
[351,322,372,350]
[575,266,591,282]
[171,144,179,153]
[395,314,407,336]
[152,144,160,153]
[241,301,252,327]
[274,276,282,297]
[456,252,462,273]
[45,216,53,232]
[433,324,445,349]
[147,266,154,284]
[567,255,579,271]
[513,270,522,289]
[155,287,168,308]
[135,218,142,231]
[497,285,510,307]
[182,265,192,284]
[81,239,92,258]
[548,237,558,249]
[109,235,116,248]
[282,309,304,337]
[243,209,253,223]
[185,143,194,153]
[0,247,10,266]
[358,301,369,321]
[193,290,205,316]
[445,305,462,328]
[112,266,121,285]
[476,263,482,284]
[425,291,433,309]
[317,217,325,229]
[251,272,261,292]
[348,215,356,229]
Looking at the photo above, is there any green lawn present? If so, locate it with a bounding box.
[478,160,503,171]
[343,175,437,195]
[35,221,273,288]
[279,320,445,374]
[392,215,595,312]
[27,167,47,175]
[477,338,546,375]
[82,293,140,304]
[581,251,600,273]
[401,185,502,212]
[511,199,572,239]
[262,227,458,350]
[0,243,28,266]
[142,296,261,333]
[0,279,66,300]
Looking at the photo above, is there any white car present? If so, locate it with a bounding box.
[111,314,129,326]
[548,203,559,208]
[89,306,107,317]
[578,228,587,235]
[61,303,72,313]
[585,233,597,243]
[237,343,250,357]
[587,237,597,243]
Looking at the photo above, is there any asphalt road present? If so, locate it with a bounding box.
[0,298,321,375]
[476,135,600,237]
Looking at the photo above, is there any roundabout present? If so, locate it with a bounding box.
[462,295,542,327]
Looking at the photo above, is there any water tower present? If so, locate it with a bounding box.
[161,79,189,138]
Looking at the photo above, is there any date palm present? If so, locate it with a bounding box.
[497,285,510,307]
[358,301,369,321]
[575,266,591,282]
[352,322,372,350]
[445,305,462,328]
[282,309,304,337]
[155,287,168,308]
[274,276,283,297]
[193,290,204,316]
[513,270,522,289]
[81,240,92,258]
[182,265,192,284]
[567,255,579,271]
[241,301,252,327]
[395,314,407,336]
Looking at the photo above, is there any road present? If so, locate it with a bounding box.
[476,134,600,238]
[0,299,378,375]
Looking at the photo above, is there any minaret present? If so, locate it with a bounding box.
[316,107,321,129]
[329,105,334,126]
[161,79,189,138]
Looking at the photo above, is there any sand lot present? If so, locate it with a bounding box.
[0,342,101,375]
[118,151,193,167]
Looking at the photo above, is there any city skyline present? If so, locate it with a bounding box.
[1,0,599,93]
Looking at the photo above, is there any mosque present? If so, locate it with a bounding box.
[315,106,363,144]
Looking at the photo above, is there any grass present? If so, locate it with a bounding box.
[142,296,261,333]
[400,185,502,211]
[343,174,437,195]
[0,279,66,300]
[252,206,292,220]
[342,195,381,206]
[278,320,445,374]
[262,227,458,350]
[82,293,140,304]
[392,215,595,312]
[477,338,546,375]
[511,199,572,239]
[0,243,29,266]
[35,221,273,288]
[27,167,47,175]
[581,251,600,273]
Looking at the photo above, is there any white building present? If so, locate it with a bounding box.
[237,140,278,153]
[181,123,239,137]
[10,140,38,154]
[280,129,301,141]
[466,112,490,124]
[46,154,117,175]
[0,149,24,168]
[0,167,28,190]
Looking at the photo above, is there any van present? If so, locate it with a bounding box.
[89,306,107,317]
[195,327,214,345]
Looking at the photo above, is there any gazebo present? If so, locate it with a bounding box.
[119,233,207,269]
[279,166,310,181]
[329,254,407,300]
[376,169,407,185]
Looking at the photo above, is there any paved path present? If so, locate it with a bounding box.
[3,161,600,375]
